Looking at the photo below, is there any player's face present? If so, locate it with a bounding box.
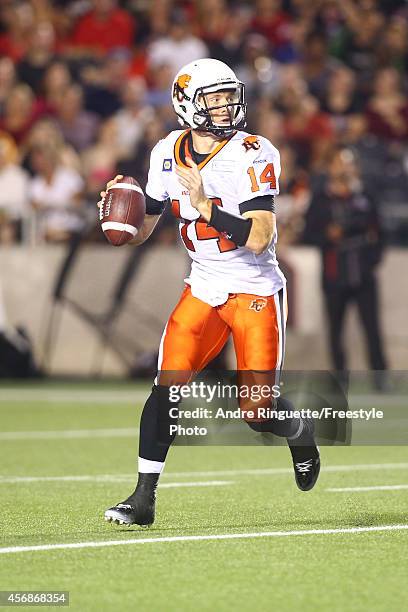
[202,90,239,126]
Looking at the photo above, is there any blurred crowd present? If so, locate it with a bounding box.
[0,0,407,246]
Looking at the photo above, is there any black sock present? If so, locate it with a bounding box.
[245,397,302,438]
[244,396,319,462]
[285,397,319,462]
[139,385,179,463]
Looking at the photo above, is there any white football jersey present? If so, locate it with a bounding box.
[146,129,286,305]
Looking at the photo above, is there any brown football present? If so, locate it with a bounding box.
[100,176,146,246]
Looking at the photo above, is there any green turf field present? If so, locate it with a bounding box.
[0,383,407,611]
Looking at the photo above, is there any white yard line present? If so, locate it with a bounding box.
[160,480,232,489]
[160,463,408,478]
[0,475,232,488]
[1,462,408,485]
[0,428,139,440]
[1,524,407,555]
[327,484,408,492]
[0,475,134,483]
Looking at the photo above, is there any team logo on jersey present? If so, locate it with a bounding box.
[173,74,191,102]
[162,159,172,171]
[249,298,267,312]
[242,135,261,151]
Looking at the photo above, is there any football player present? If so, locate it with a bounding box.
[102,59,320,527]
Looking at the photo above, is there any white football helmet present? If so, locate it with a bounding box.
[172,58,246,136]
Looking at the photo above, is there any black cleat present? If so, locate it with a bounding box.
[104,473,159,527]
[288,418,320,491]
[293,456,320,491]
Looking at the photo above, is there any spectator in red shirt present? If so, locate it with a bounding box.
[365,67,408,141]
[0,57,17,116]
[0,0,34,61]
[39,61,72,113]
[69,0,135,56]
[0,84,38,145]
[284,95,333,145]
[195,0,229,44]
[278,68,334,170]
[17,21,58,95]
[251,0,293,59]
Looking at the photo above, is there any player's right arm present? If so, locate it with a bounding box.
[129,212,162,246]
[131,139,170,245]
[98,140,169,246]
[97,175,164,246]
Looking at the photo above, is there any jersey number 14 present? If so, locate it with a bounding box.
[247,163,276,192]
[171,198,237,253]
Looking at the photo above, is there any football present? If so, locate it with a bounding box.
[100,176,146,246]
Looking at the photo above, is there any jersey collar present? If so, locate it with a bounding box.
[174,129,236,171]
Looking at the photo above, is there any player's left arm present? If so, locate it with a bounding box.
[241,209,276,255]
[234,137,280,254]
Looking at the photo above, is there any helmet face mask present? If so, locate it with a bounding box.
[192,83,246,136]
[172,59,247,138]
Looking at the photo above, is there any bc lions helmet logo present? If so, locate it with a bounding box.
[173,74,192,102]
[242,135,261,151]
[249,298,267,312]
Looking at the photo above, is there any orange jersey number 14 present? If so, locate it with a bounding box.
[247,163,276,192]
[171,198,237,253]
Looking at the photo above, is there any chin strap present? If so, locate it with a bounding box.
[193,113,243,138]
